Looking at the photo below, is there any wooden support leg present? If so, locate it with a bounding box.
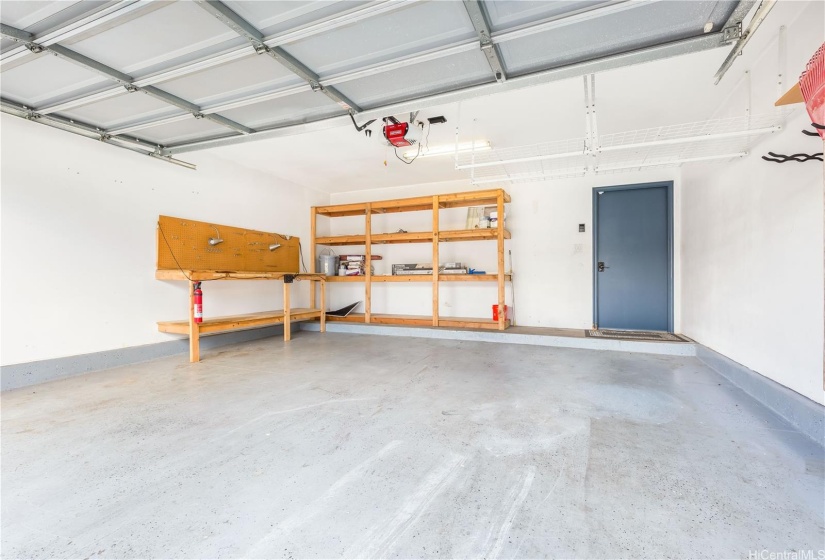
[189,281,200,362]
[283,281,291,342]
[320,280,326,333]
[432,195,439,327]
[497,192,506,331]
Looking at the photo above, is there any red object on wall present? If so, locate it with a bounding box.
[800,42,825,139]
[193,282,203,323]
[383,121,412,147]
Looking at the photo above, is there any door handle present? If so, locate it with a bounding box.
[598,261,610,272]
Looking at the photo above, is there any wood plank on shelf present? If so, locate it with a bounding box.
[314,189,510,217]
[440,229,510,242]
[371,231,433,244]
[325,274,510,282]
[440,274,511,282]
[158,308,322,335]
[313,202,368,218]
[324,313,510,330]
[314,235,366,246]
[156,270,326,281]
[316,229,508,246]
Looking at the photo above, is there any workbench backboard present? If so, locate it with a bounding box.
[157,215,299,273]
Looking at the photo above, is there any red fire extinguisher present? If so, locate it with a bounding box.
[193,282,203,323]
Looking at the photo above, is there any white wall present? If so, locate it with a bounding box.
[0,114,328,366]
[325,168,682,329]
[682,109,823,404]
[681,1,824,405]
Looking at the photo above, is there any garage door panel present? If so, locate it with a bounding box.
[58,92,181,129]
[137,117,233,144]
[63,2,241,77]
[484,0,606,33]
[221,1,371,37]
[498,1,734,76]
[281,2,476,78]
[335,50,494,110]
[0,53,109,107]
[217,90,344,129]
[158,53,304,108]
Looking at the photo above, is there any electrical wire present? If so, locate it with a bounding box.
[393,121,430,165]
[394,143,420,165]
[298,241,308,273]
[157,222,194,282]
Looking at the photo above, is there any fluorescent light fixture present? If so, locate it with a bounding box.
[403,140,491,160]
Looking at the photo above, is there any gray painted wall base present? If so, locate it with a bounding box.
[300,322,696,356]
[1,325,287,392]
[696,345,824,446]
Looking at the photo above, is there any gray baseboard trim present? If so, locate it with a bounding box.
[300,322,696,356]
[1,325,287,392]
[696,344,824,445]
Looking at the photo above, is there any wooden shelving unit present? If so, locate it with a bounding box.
[310,189,511,331]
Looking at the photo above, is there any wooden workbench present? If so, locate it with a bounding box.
[156,269,326,362]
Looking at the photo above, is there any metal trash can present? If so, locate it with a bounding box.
[317,250,339,277]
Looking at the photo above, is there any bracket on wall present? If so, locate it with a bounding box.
[761,124,824,162]
[722,22,742,43]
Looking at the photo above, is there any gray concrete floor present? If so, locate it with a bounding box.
[2,332,823,559]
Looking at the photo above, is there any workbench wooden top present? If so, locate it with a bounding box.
[155,270,326,281]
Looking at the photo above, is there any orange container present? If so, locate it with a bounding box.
[492,304,508,321]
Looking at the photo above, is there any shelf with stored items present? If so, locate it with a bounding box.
[310,188,512,331]
[325,274,510,283]
[314,228,509,246]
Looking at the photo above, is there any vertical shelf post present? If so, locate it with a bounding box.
[319,279,326,333]
[497,191,506,330]
[432,195,439,327]
[189,280,200,362]
[283,280,292,341]
[365,203,372,324]
[310,206,317,309]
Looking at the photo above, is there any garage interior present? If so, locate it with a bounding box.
[1,0,823,558]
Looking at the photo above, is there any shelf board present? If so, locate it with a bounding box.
[156,270,324,281]
[314,189,510,217]
[440,229,509,242]
[372,231,433,244]
[316,229,509,246]
[315,234,367,246]
[325,274,510,283]
[158,309,322,335]
[325,313,510,330]
[441,274,509,282]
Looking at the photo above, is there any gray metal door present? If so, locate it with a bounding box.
[593,183,672,331]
